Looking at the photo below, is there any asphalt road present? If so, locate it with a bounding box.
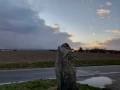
[0,65,120,84]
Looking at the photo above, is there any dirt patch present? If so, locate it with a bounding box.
[0,51,120,62]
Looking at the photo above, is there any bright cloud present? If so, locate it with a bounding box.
[105,30,120,33]
[106,2,112,6]
[97,9,111,18]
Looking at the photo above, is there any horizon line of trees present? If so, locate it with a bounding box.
[0,47,120,54]
[48,47,120,54]
[76,47,120,54]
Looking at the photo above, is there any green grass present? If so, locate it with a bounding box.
[0,58,120,70]
[76,58,120,66]
[0,79,110,90]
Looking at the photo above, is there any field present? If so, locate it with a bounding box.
[0,50,120,69]
[0,50,120,62]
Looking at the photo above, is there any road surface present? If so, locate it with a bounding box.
[0,65,120,84]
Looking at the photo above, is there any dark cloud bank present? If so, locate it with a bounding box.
[0,0,119,50]
[0,0,81,49]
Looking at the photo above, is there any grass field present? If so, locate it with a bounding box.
[0,79,110,90]
[0,58,120,70]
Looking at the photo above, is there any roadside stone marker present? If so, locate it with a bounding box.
[55,43,79,90]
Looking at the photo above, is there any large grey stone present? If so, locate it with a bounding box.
[55,43,79,90]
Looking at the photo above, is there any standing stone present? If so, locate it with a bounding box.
[55,43,79,90]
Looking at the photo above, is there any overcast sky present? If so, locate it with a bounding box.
[0,0,120,50]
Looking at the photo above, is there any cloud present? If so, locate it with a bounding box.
[89,0,92,3]
[81,0,84,2]
[90,26,95,29]
[0,0,82,49]
[53,24,60,32]
[105,30,120,33]
[106,2,112,6]
[115,35,120,38]
[97,9,111,18]
[108,16,111,18]
[88,8,91,10]
[92,38,120,50]
[100,5,104,7]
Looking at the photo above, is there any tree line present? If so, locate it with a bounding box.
[76,47,120,54]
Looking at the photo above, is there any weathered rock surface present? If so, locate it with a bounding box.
[55,43,79,90]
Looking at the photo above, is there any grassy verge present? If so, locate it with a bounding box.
[76,58,120,66]
[0,58,120,70]
[0,79,110,90]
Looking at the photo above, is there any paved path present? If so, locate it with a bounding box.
[0,65,120,84]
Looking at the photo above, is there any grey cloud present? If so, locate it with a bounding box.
[96,38,120,50]
[115,36,120,38]
[0,0,82,49]
[0,0,40,33]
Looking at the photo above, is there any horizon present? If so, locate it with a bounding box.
[0,48,120,51]
[0,0,120,50]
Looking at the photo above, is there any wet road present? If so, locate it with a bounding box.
[0,65,120,84]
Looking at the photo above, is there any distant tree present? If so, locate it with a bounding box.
[14,49,17,51]
[90,47,106,53]
[78,47,83,52]
[49,49,57,52]
[85,48,89,53]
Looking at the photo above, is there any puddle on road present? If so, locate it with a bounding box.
[78,76,113,88]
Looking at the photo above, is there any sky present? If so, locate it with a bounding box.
[0,0,120,50]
